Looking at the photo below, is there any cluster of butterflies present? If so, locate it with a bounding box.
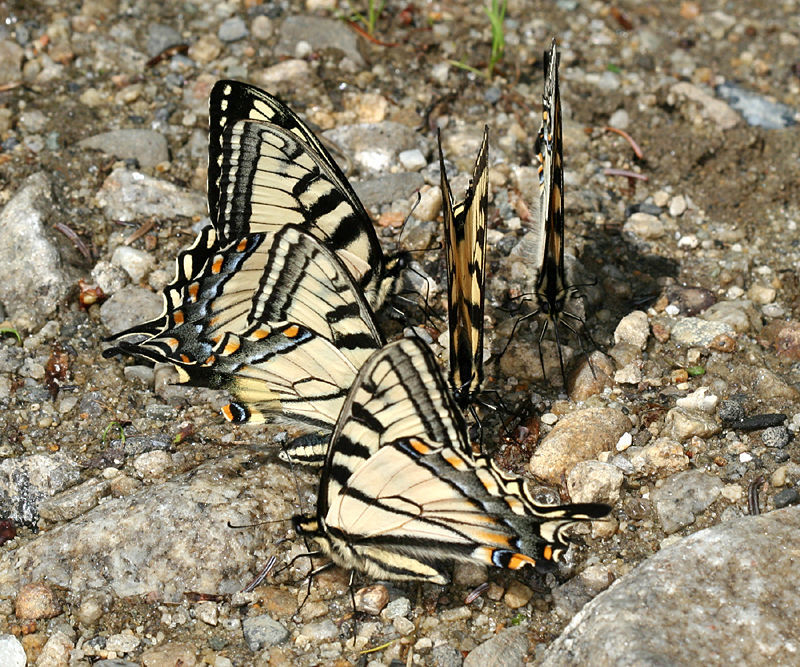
[105,40,610,587]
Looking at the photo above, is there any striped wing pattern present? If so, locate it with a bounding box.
[534,40,567,315]
[294,337,610,584]
[209,80,398,310]
[439,127,490,410]
[105,225,381,427]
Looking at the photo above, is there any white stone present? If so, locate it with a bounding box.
[614,310,650,349]
[677,234,699,249]
[739,452,753,463]
[616,432,633,451]
[110,246,154,283]
[255,59,311,84]
[624,212,665,239]
[0,635,26,667]
[676,387,719,414]
[668,195,687,216]
[398,148,426,171]
[540,412,558,425]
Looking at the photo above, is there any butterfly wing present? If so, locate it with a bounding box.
[296,337,610,583]
[439,127,490,410]
[534,39,567,313]
[209,81,398,309]
[105,226,381,427]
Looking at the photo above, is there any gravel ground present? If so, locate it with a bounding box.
[0,1,799,665]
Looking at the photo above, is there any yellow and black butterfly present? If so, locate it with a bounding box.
[293,336,610,583]
[510,40,595,388]
[105,81,404,434]
[438,127,489,411]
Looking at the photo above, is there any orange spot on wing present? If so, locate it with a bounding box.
[250,328,270,340]
[284,325,300,338]
[409,438,432,455]
[187,283,199,301]
[212,257,223,273]
[172,310,184,325]
[475,530,512,547]
[507,553,536,570]
[180,354,191,363]
[223,339,240,355]
[543,545,553,561]
[204,355,216,365]
[222,404,235,421]
[236,238,248,252]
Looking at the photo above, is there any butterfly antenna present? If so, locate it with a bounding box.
[396,191,422,244]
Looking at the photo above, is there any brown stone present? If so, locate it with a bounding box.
[530,408,632,484]
[15,582,60,620]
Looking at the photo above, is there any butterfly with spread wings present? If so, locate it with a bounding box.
[508,40,596,389]
[438,127,489,412]
[104,81,406,432]
[293,336,610,583]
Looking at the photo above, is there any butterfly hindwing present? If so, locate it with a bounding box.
[294,337,611,584]
[439,127,490,410]
[105,225,381,429]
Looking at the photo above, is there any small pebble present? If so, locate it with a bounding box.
[771,466,787,487]
[242,614,289,650]
[503,580,533,609]
[0,635,26,667]
[15,582,60,620]
[415,185,443,222]
[540,412,558,426]
[381,597,411,620]
[676,387,719,414]
[628,438,689,477]
[251,15,274,41]
[132,450,172,479]
[762,426,790,448]
[398,148,426,171]
[624,212,665,239]
[668,195,687,216]
[76,591,108,626]
[567,461,624,504]
[35,631,73,666]
[354,584,389,615]
[773,487,799,508]
[218,16,248,42]
[195,601,218,626]
[140,642,197,666]
[105,631,141,653]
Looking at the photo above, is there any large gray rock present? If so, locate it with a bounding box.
[0,173,80,330]
[79,129,169,169]
[275,16,365,66]
[95,168,205,222]
[541,506,800,665]
[0,448,304,600]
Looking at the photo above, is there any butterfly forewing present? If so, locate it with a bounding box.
[209,81,394,309]
[536,40,567,314]
[439,127,490,409]
[295,337,611,583]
